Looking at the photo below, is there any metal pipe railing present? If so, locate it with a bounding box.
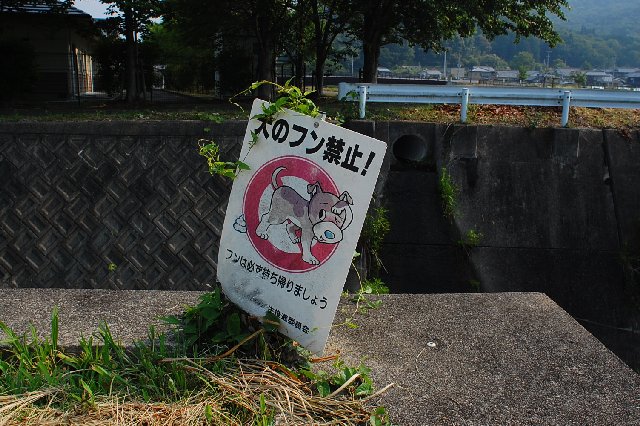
[338,82,640,127]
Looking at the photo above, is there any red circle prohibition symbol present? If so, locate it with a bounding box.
[243,156,340,273]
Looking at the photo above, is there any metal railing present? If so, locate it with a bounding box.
[338,83,640,127]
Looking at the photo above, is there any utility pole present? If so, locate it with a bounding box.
[443,50,447,79]
[546,50,551,69]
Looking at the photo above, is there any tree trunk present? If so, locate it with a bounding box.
[256,42,274,100]
[294,0,307,90]
[124,9,137,102]
[256,12,275,100]
[362,40,379,83]
[360,0,394,83]
[314,53,327,96]
[294,54,304,89]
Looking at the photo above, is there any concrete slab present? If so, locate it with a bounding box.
[1,289,638,425]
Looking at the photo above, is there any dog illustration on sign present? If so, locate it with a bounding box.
[255,166,354,265]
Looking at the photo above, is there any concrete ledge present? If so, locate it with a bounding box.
[1,289,639,425]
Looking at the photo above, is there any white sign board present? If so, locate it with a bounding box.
[217,99,387,354]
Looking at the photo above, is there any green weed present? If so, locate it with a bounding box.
[469,279,481,292]
[198,78,323,180]
[231,77,322,122]
[359,206,391,277]
[458,229,483,250]
[438,167,457,219]
[0,287,392,424]
[526,111,545,130]
[198,139,250,179]
[340,278,389,329]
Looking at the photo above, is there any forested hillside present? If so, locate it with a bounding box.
[560,0,640,36]
[370,0,640,72]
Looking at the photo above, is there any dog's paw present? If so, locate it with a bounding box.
[302,254,319,265]
[257,231,269,240]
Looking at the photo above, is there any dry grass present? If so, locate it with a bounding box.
[2,96,639,130]
[341,103,640,130]
[0,359,389,426]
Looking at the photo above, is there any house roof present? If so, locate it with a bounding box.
[496,70,519,78]
[471,66,495,73]
[0,2,91,18]
[585,71,612,76]
[555,68,580,76]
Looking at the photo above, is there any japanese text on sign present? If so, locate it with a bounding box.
[217,99,387,354]
[254,118,377,176]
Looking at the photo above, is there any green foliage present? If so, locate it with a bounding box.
[511,51,537,70]
[574,72,587,87]
[198,78,323,180]
[0,308,192,403]
[335,90,360,125]
[340,278,389,329]
[370,405,392,426]
[517,67,528,82]
[198,140,250,179]
[234,77,322,122]
[161,288,308,367]
[362,277,390,296]
[355,0,567,82]
[559,0,640,38]
[162,288,249,353]
[465,229,483,247]
[256,393,274,425]
[217,43,256,96]
[438,167,457,219]
[526,110,545,130]
[361,207,391,259]
[195,112,224,123]
[458,229,483,252]
[92,27,126,96]
[299,358,376,399]
[145,23,218,94]
[0,288,391,423]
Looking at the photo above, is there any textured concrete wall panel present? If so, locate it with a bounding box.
[446,126,618,251]
[0,121,243,290]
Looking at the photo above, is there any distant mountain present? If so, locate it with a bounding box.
[559,0,640,36]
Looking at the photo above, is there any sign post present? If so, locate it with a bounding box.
[218,99,387,354]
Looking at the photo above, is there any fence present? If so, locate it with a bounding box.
[338,83,640,127]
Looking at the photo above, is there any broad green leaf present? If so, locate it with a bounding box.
[317,381,331,397]
[236,161,250,170]
[204,404,214,423]
[226,313,241,338]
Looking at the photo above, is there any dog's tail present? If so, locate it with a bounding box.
[271,166,286,189]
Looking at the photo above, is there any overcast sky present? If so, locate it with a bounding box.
[74,0,110,19]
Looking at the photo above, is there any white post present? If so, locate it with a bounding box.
[358,85,368,119]
[443,50,447,79]
[561,90,571,127]
[460,88,470,123]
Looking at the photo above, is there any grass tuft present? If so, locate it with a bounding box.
[0,288,393,425]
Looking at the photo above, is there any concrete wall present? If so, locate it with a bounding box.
[360,122,640,368]
[1,120,639,366]
[0,121,244,290]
